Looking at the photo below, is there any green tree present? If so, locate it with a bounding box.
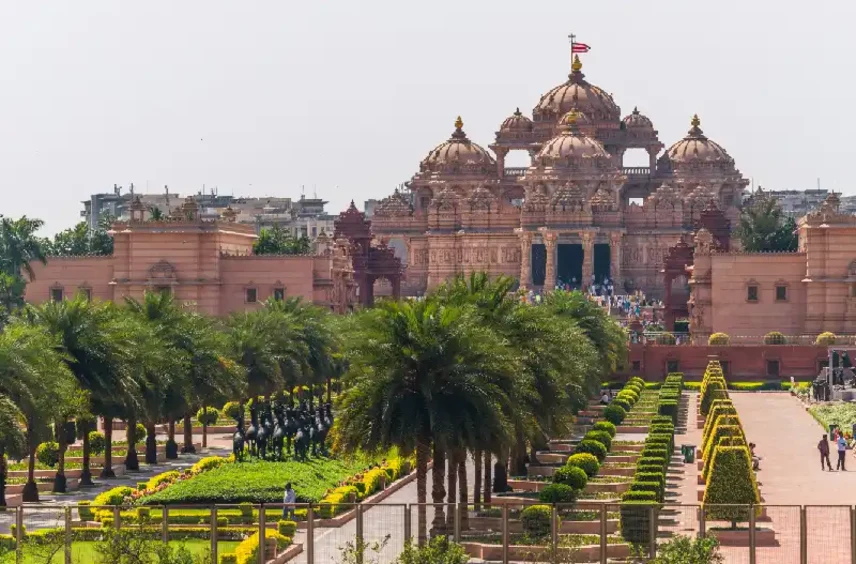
[148,206,165,221]
[227,310,283,402]
[334,300,518,543]
[0,273,26,327]
[0,396,26,507]
[253,226,311,255]
[736,191,798,252]
[0,215,47,280]
[46,220,113,256]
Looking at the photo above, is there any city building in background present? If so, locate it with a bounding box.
[762,188,856,217]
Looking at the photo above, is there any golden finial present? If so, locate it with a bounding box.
[565,111,578,125]
[454,116,463,130]
[571,54,582,72]
[691,114,701,128]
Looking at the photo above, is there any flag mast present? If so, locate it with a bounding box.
[568,33,576,69]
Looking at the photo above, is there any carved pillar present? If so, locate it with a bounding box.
[580,231,595,288]
[609,232,624,288]
[495,148,508,178]
[541,229,558,290]
[648,147,658,170]
[516,228,533,289]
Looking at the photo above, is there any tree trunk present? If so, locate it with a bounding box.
[458,453,469,530]
[202,404,208,448]
[431,443,446,535]
[445,451,457,530]
[483,452,492,504]
[166,418,178,459]
[80,429,93,486]
[145,422,157,464]
[494,453,509,494]
[511,442,527,477]
[53,419,68,493]
[0,446,6,507]
[100,417,115,478]
[473,449,482,512]
[181,412,195,454]
[326,377,332,404]
[22,417,38,502]
[416,440,429,546]
[124,415,139,471]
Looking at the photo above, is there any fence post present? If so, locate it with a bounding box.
[307,505,315,564]
[210,505,218,563]
[749,504,756,564]
[800,506,807,564]
[403,504,411,546]
[851,506,856,564]
[648,505,657,559]
[599,504,607,564]
[551,505,558,553]
[113,506,120,531]
[454,503,461,542]
[356,504,364,564]
[258,503,266,564]
[64,506,72,564]
[161,506,169,544]
[501,504,509,564]
[698,505,706,538]
[15,506,22,564]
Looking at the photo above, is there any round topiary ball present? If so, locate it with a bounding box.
[553,464,588,490]
[656,332,677,345]
[36,441,60,467]
[611,398,631,412]
[816,332,837,346]
[196,406,219,426]
[521,505,554,537]
[574,439,608,462]
[135,423,147,444]
[584,430,613,451]
[538,483,577,504]
[88,431,106,455]
[603,404,627,426]
[592,420,617,438]
[222,401,242,421]
[708,333,731,346]
[763,331,786,345]
[566,452,600,477]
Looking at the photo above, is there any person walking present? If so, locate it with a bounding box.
[838,435,848,471]
[282,482,296,520]
[819,434,833,471]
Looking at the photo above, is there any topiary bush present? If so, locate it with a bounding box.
[135,423,147,444]
[591,421,616,438]
[703,446,760,525]
[700,379,728,417]
[658,400,678,423]
[816,332,837,346]
[565,453,600,478]
[88,431,106,455]
[708,333,731,346]
[574,439,608,462]
[620,498,658,545]
[520,505,554,538]
[197,407,219,426]
[611,397,631,412]
[584,430,612,451]
[763,331,786,345]
[553,465,588,490]
[630,480,663,502]
[603,404,627,426]
[36,441,60,467]
[538,483,577,504]
[222,401,242,421]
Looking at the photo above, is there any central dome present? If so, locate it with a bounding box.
[533,56,621,122]
[419,116,496,176]
[534,112,613,169]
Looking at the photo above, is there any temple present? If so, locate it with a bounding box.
[370,54,748,299]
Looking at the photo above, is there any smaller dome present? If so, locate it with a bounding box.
[623,107,653,129]
[590,186,616,212]
[666,115,734,167]
[375,188,413,217]
[500,108,533,133]
[534,112,613,168]
[420,117,496,176]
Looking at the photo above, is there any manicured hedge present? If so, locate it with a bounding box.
[566,453,600,478]
[603,404,627,426]
[574,440,608,462]
[619,500,658,545]
[630,480,663,502]
[703,446,760,524]
[658,401,678,423]
[584,430,612,451]
[521,505,554,537]
[553,465,588,490]
[591,421,616,437]
[539,483,577,504]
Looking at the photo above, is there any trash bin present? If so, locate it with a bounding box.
[684,445,696,463]
[680,444,690,457]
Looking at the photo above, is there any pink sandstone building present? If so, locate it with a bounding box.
[25,198,360,314]
[370,54,748,299]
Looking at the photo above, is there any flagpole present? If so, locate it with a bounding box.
[568,33,575,69]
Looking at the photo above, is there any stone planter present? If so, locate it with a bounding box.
[583,481,630,495]
[463,541,630,561]
[468,516,619,535]
[709,528,777,547]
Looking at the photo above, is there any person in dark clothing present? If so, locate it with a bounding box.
[819,434,833,471]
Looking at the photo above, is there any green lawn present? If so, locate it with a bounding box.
[1,540,240,564]
[140,455,379,505]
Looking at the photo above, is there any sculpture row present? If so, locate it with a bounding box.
[232,400,333,462]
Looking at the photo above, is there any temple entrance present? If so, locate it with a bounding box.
[594,243,611,283]
[531,244,546,286]
[557,244,583,288]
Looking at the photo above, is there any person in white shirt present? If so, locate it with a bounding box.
[283,482,296,520]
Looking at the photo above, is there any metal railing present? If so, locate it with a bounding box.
[1,502,854,563]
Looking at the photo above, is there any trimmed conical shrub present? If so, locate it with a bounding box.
[703,445,760,526]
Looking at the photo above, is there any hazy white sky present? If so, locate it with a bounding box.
[2,1,854,235]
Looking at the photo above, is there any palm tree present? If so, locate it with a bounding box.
[334,300,518,543]
[0,321,77,501]
[227,311,282,402]
[148,207,165,221]
[0,396,26,507]
[0,216,47,281]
